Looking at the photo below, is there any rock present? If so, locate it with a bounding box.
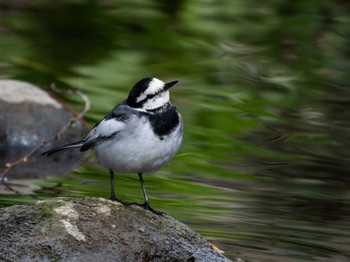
[0,197,231,262]
[0,80,88,181]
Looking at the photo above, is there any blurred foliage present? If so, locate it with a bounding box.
[1,0,350,261]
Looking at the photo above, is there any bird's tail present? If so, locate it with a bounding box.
[42,141,84,156]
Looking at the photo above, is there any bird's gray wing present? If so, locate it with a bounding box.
[80,103,132,151]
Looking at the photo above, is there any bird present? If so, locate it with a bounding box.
[42,77,183,215]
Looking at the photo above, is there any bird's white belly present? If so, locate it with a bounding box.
[94,120,182,174]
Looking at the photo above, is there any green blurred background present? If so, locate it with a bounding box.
[1,0,350,261]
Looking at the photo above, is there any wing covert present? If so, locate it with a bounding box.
[80,103,132,151]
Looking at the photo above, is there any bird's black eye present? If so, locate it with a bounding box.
[146,91,161,100]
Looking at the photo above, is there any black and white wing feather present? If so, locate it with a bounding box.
[42,103,131,156]
[41,140,85,156]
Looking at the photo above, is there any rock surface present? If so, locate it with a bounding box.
[0,80,87,180]
[0,197,231,262]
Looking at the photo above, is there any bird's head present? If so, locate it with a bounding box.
[127,77,178,110]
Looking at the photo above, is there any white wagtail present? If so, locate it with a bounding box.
[43,77,183,215]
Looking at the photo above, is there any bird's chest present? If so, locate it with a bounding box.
[94,114,183,173]
[125,114,182,153]
[145,108,180,140]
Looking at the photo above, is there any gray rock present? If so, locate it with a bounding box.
[0,197,231,262]
[0,80,87,180]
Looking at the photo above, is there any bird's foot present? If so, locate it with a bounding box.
[111,196,164,215]
[110,195,132,206]
[133,202,164,216]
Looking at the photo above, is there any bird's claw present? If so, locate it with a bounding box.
[110,196,132,206]
[110,197,164,215]
[135,202,164,216]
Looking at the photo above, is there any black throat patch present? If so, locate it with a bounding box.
[144,103,180,139]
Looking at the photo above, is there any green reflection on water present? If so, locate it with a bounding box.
[1,1,350,261]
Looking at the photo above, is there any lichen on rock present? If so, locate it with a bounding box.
[0,197,231,262]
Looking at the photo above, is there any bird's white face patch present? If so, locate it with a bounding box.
[146,78,165,95]
[136,78,165,103]
[142,91,170,110]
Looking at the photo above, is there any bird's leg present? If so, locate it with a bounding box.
[139,172,149,204]
[109,170,129,205]
[110,169,117,200]
[136,173,164,216]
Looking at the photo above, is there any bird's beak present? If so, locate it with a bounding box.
[164,80,179,91]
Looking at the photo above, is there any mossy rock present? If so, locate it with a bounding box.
[0,197,231,262]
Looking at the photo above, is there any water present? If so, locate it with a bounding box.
[1,1,350,261]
